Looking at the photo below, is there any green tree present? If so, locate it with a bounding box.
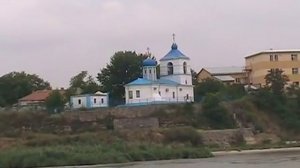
[194,78,224,101]
[191,69,199,85]
[287,84,300,109]
[45,90,65,113]
[0,71,50,107]
[221,84,246,100]
[97,51,148,105]
[265,69,289,97]
[67,71,101,98]
[202,93,236,129]
[69,71,88,89]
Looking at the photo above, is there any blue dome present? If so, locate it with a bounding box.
[143,58,157,66]
[160,43,190,61]
[171,43,178,50]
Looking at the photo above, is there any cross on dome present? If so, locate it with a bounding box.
[172,33,176,43]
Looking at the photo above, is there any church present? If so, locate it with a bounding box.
[125,37,194,105]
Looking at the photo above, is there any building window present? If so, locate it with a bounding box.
[144,70,147,74]
[94,98,96,104]
[270,55,273,61]
[274,54,278,61]
[158,91,161,95]
[235,78,240,83]
[185,80,187,84]
[153,87,157,91]
[292,68,299,74]
[291,54,298,61]
[186,94,189,100]
[165,88,169,92]
[149,69,151,74]
[78,99,81,105]
[270,54,278,61]
[129,91,133,99]
[167,62,173,75]
[101,98,104,104]
[172,92,175,98]
[270,68,280,73]
[179,88,182,91]
[136,90,140,98]
[183,62,187,74]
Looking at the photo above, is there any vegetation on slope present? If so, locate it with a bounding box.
[0,129,211,168]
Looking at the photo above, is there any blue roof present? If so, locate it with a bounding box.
[125,78,179,86]
[143,58,157,66]
[160,43,190,61]
[157,78,179,85]
[126,78,153,86]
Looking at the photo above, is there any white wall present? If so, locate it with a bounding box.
[125,84,194,104]
[143,66,157,81]
[159,59,192,85]
[89,95,108,108]
[71,96,87,109]
[71,94,109,109]
[160,59,191,76]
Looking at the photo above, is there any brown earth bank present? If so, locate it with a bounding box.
[0,100,300,167]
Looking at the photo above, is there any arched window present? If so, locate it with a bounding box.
[183,62,187,74]
[167,62,173,75]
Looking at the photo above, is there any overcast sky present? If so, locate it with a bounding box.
[1,0,300,87]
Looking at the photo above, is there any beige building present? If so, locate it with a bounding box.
[197,67,247,85]
[245,50,300,87]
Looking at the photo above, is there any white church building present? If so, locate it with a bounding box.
[125,39,194,105]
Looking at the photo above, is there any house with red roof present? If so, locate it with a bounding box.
[18,90,64,106]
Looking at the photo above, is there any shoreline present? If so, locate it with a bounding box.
[50,147,300,168]
[212,146,300,156]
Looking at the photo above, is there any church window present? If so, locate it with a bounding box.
[149,69,152,74]
[183,62,187,74]
[167,62,173,75]
[129,91,133,99]
[136,90,140,98]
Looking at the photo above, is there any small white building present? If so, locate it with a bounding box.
[125,39,194,105]
[70,91,109,109]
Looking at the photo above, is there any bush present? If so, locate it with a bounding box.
[202,94,236,129]
[0,142,212,168]
[163,127,203,146]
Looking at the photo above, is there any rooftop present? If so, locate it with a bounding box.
[143,58,157,67]
[246,49,300,58]
[202,66,245,75]
[160,43,190,61]
[214,75,235,82]
[125,78,180,86]
[19,90,65,102]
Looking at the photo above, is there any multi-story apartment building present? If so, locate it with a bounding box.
[245,50,300,87]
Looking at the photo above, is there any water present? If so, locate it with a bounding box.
[95,150,300,168]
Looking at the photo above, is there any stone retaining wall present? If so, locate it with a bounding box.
[113,117,159,130]
[199,128,254,146]
[64,105,166,122]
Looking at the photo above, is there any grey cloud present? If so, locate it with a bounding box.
[1,0,300,87]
